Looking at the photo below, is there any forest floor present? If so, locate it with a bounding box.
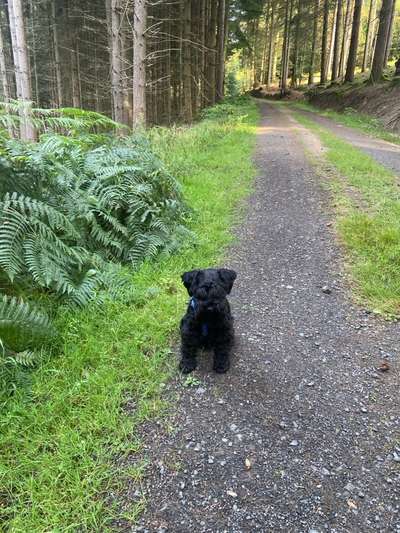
[127,101,400,532]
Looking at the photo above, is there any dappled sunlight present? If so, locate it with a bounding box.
[256,125,294,135]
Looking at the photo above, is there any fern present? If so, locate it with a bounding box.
[0,101,122,136]
[0,294,54,396]
[0,107,192,395]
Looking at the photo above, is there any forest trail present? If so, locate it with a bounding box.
[293,107,400,175]
[132,102,400,533]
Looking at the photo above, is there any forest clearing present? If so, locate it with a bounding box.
[0,0,400,531]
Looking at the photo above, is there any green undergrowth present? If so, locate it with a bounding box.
[0,99,258,531]
[292,109,400,316]
[294,101,400,146]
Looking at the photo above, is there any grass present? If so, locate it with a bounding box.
[292,109,400,316]
[293,101,400,146]
[0,98,258,531]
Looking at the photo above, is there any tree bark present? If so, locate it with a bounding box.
[384,0,397,65]
[0,7,11,102]
[70,32,81,108]
[370,0,394,81]
[332,0,343,80]
[339,0,353,78]
[132,0,147,126]
[107,0,124,124]
[291,0,302,87]
[328,1,338,78]
[51,0,63,106]
[320,0,330,83]
[280,0,294,95]
[182,0,192,121]
[267,1,276,86]
[222,0,230,94]
[308,0,320,85]
[206,0,217,105]
[344,0,362,82]
[7,0,36,140]
[216,0,226,100]
[362,0,377,71]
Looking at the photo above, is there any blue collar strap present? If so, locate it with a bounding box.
[189,297,208,336]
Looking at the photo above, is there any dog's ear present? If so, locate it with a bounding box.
[218,268,237,294]
[181,270,200,295]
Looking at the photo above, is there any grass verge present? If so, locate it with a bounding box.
[0,99,258,531]
[293,101,400,146]
[292,109,400,316]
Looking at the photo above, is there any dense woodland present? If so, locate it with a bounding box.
[0,0,399,138]
[233,0,399,93]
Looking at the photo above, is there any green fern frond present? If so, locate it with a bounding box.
[0,294,53,338]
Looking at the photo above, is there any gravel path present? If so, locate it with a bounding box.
[294,108,400,175]
[128,102,400,533]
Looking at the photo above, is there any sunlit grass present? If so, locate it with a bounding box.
[293,109,400,316]
[0,99,258,531]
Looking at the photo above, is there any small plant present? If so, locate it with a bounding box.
[183,375,202,388]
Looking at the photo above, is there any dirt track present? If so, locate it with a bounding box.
[294,107,400,175]
[128,102,400,533]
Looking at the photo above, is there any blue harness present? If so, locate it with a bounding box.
[190,297,209,337]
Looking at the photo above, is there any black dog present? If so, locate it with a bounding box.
[179,268,237,374]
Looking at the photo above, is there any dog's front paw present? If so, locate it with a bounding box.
[179,358,197,374]
[213,357,230,374]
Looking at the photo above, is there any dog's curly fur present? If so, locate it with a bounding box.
[179,268,237,374]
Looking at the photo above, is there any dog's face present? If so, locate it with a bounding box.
[181,268,237,315]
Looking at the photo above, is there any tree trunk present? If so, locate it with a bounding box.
[308,0,320,85]
[164,4,172,124]
[320,0,330,83]
[252,19,260,86]
[344,0,362,82]
[339,0,354,78]
[191,0,200,116]
[132,0,147,126]
[384,0,396,65]
[0,8,10,102]
[222,0,230,94]
[7,0,35,141]
[121,11,133,126]
[182,0,192,121]
[370,0,394,81]
[107,0,124,124]
[280,0,294,95]
[291,0,302,87]
[70,33,81,108]
[200,0,207,106]
[28,0,40,105]
[51,0,63,106]
[267,1,276,86]
[362,0,377,71]
[328,1,338,78]
[216,0,226,100]
[332,0,343,80]
[206,0,217,105]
